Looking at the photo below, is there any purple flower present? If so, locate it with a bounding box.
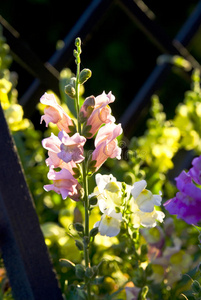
[189,155,201,185]
[164,171,201,225]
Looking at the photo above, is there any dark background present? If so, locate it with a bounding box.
[0,0,200,136]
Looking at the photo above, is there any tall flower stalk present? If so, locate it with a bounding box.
[74,37,91,298]
[40,37,165,299]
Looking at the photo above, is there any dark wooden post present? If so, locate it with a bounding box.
[0,104,63,300]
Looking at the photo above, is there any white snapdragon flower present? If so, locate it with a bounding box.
[131,180,162,212]
[130,180,165,228]
[94,207,122,237]
[91,174,123,237]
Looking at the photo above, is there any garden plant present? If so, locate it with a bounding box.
[1,27,201,300]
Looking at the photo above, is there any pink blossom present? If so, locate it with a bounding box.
[84,91,115,138]
[57,130,86,164]
[92,123,122,171]
[44,168,81,201]
[42,133,76,173]
[40,93,73,133]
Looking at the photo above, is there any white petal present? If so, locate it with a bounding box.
[155,210,165,223]
[98,214,121,237]
[95,174,115,193]
[135,189,153,213]
[107,208,122,221]
[98,199,108,214]
[94,220,101,228]
[131,180,147,199]
[138,209,165,228]
[152,194,162,206]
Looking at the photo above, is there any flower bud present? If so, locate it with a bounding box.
[74,207,83,224]
[75,37,81,48]
[75,239,84,251]
[75,264,85,279]
[85,267,94,278]
[65,84,76,99]
[92,265,99,276]
[89,195,98,206]
[90,227,99,237]
[79,68,92,84]
[74,222,84,233]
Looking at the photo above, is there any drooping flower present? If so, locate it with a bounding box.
[44,167,81,201]
[130,180,165,228]
[42,133,76,173]
[57,130,86,164]
[40,93,73,133]
[83,91,115,138]
[92,123,122,171]
[189,155,201,185]
[164,170,201,225]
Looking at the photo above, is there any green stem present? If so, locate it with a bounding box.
[74,41,91,299]
[82,160,91,299]
[75,59,81,134]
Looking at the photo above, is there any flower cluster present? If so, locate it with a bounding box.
[164,155,201,225]
[91,174,165,237]
[40,91,122,201]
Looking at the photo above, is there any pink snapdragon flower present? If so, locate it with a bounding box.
[92,123,122,171]
[57,130,86,164]
[83,91,115,138]
[40,93,73,133]
[44,167,81,201]
[189,155,201,185]
[42,133,76,173]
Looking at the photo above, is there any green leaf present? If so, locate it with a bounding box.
[82,122,92,138]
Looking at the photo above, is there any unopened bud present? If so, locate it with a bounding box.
[85,267,94,278]
[75,239,84,251]
[74,222,84,232]
[90,227,99,237]
[79,68,92,84]
[75,37,81,48]
[75,264,85,279]
[65,84,76,98]
[89,195,98,206]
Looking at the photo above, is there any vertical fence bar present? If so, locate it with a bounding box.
[0,104,63,300]
[119,0,201,136]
